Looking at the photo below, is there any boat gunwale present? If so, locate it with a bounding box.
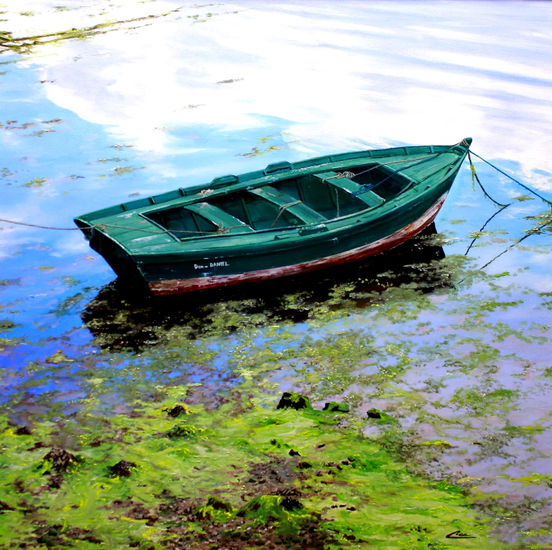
[75,142,465,225]
[133,160,448,242]
[134,154,464,246]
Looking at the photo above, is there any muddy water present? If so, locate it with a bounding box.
[1,1,552,545]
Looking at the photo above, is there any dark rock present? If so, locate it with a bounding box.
[275,487,301,497]
[281,496,302,511]
[206,496,232,512]
[35,524,64,547]
[108,460,137,478]
[42,448,80,473]
[276,392,311,410]
[165,404,189,418]
[297,461,312,469]
[65,527,102,544]
[288,449,301,457]
[108,499,158,525]
[366,409,382,419]
[15,426,32,435]
[27,441,46,451]
[159,497,199,520]
[323,401,350,413]
[166,424,198,439]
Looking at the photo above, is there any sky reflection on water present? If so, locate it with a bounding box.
[1,0,552,544]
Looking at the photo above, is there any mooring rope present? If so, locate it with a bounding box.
[463,204,510,257]
[477,216,552,271]
[467,151,510,208]
[463,149,552,269]
[0,217,242,237]
[470,150,552,206]
[0,218,80,231]
[270,200,301,228]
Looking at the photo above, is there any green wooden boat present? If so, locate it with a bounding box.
[75,138,472,296]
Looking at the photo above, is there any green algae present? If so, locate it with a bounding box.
[449,387,519,417]
[0,335,23,350]
[45,350,73,364]
[511,473,552,488]
[239,134,287,158]
[239,144,283,158]
[50,287,94,316]
[2,261,550,547]
[23,176,47,188]
[0,387,500,549]
[366,409,398,425]
[323,401,350,413]
[110,165,143,177]
[80,232,454,351]
[0,319,18,330]
[0,3,241,55]
[0,7,185,55]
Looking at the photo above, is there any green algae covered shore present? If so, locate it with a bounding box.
[0,387,498,549]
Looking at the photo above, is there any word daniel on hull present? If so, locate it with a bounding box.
[75,138,472,296]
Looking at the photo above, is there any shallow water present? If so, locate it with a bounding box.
[1,0,552,545]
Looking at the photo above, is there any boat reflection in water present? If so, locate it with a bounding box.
[82,224,448,351]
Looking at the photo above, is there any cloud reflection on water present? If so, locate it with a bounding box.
[12,0,550,180]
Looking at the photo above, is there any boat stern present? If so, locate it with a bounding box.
[74,215,146,285]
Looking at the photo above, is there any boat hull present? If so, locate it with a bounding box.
[148,193,447,295]
[76,139,471,296]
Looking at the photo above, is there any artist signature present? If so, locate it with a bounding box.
[446,530,476,539]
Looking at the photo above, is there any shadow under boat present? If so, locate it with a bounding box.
[81,224,449,351]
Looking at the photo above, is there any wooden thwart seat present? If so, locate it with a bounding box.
[249,186,327,224]
[313,171,385,209]
[185,202,254,233]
